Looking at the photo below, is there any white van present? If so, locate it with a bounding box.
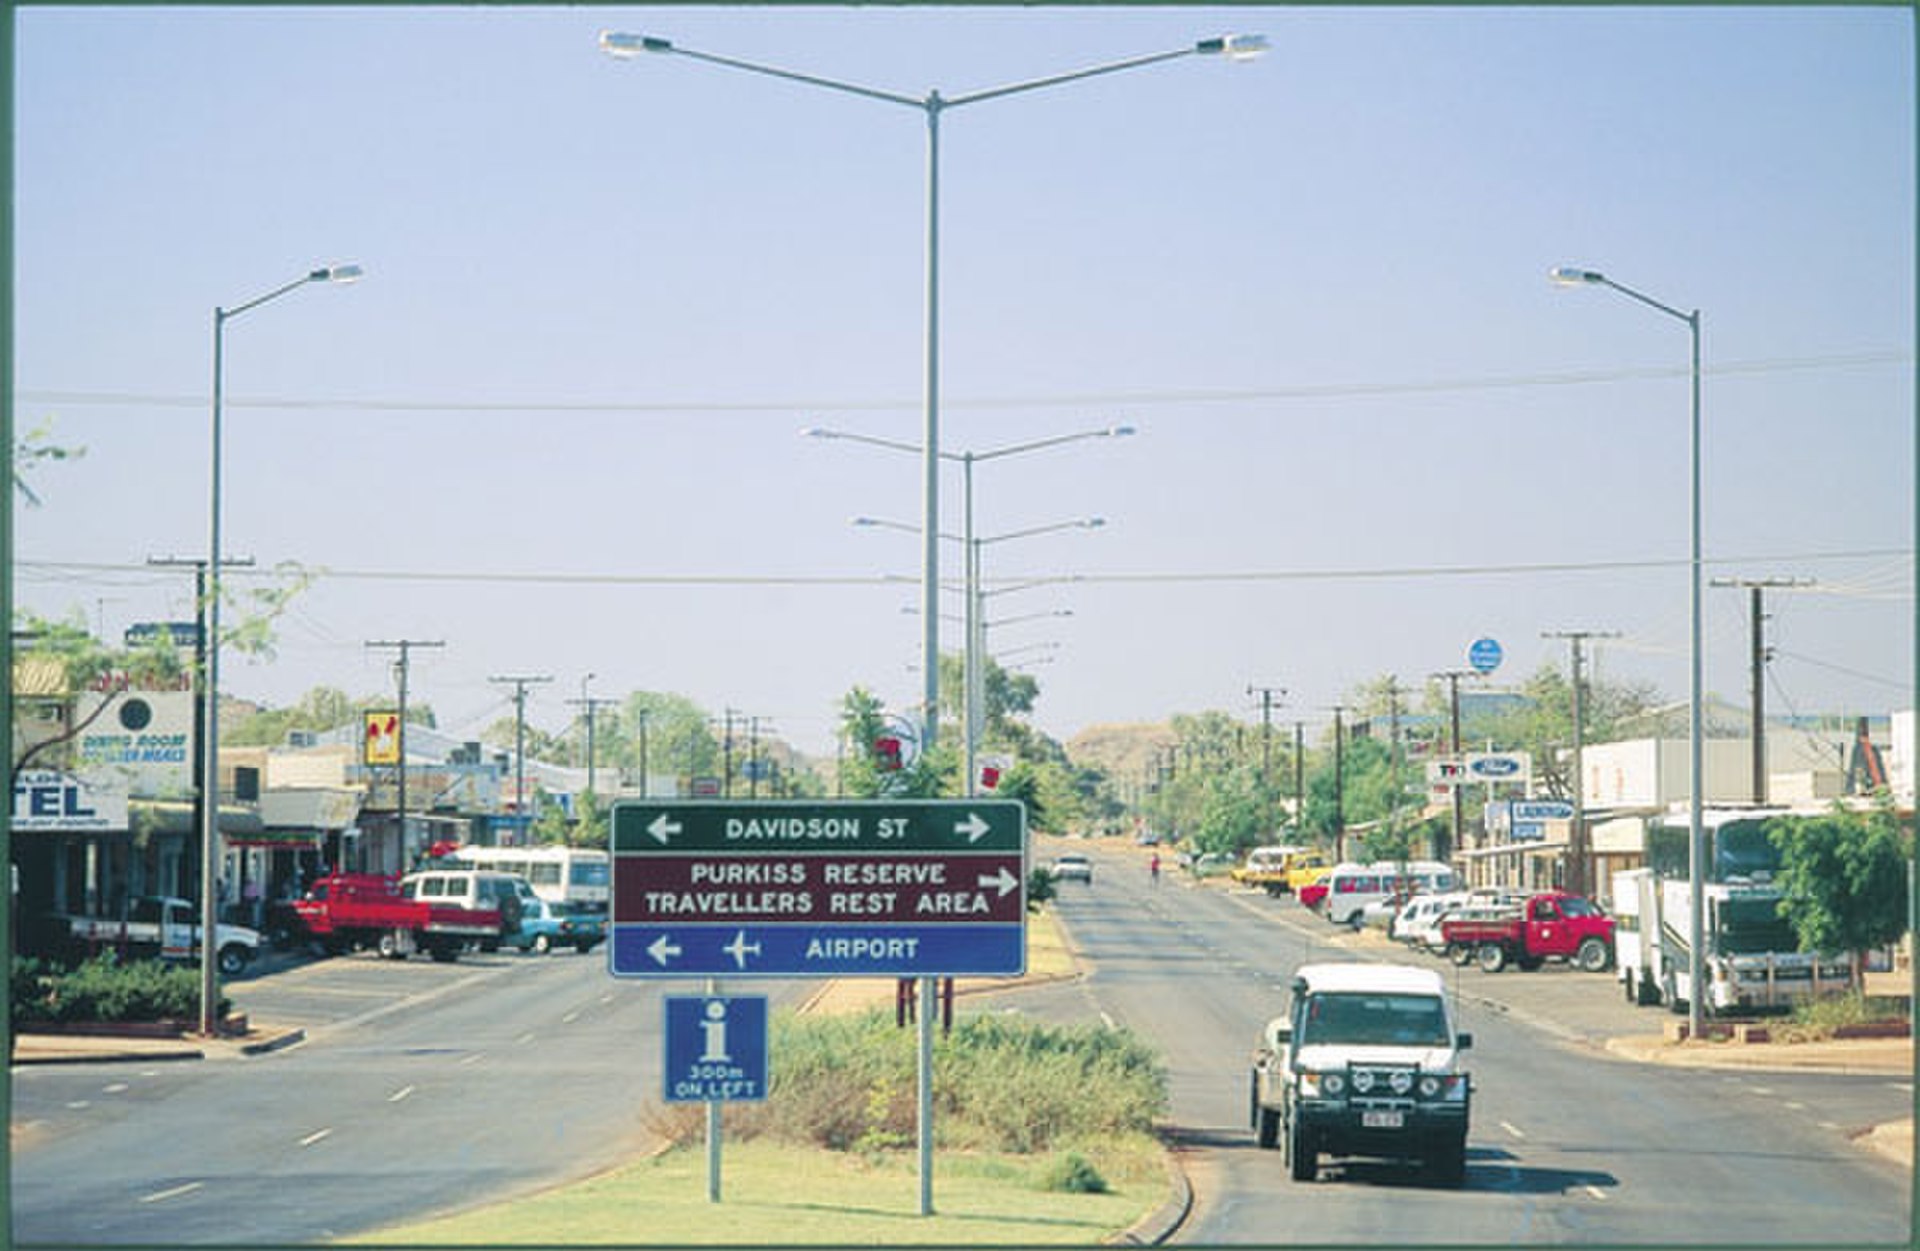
[398,868,536,951]
[1323,860,1458,926]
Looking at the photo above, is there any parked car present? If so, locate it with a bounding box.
[507,897,606,954]
[1190,851,1236,879]
[1049,853,1094,884]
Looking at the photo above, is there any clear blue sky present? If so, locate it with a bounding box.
[12,6,1914,758]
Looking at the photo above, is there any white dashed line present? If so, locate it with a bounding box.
[298,1128,332,1147]
[388,1085,415,1103]
[1499,1121,1527,1140]
[140,1182,204,1204]
[1583,1185,1608,1201]
[102,1083,129,1094]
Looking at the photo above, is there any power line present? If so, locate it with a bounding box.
[13,349,1908,416]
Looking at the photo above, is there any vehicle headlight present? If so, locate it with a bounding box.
[1351,1070,1373,1094]
[1418,1075,1443,1098]
[1389,1071,1414,1095]
[1300,1071,1345,1098]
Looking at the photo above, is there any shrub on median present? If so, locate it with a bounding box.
[10,952,227,1025]
[705,1008,1168,1158]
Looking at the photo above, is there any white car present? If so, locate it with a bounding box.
[1049,853,1093,884]
[1390,892,1474,948]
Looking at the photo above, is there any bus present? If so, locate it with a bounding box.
[445,845,612,915]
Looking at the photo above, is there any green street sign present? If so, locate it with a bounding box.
[611,799,1025,855]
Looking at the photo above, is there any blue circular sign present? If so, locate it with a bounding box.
[1468,637,1503,674]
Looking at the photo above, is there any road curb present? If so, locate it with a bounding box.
[1106,1136,1193,1246]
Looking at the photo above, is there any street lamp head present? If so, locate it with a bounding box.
[599,31,673,58]
[1081,517,1107,529]
[1107,424,1138,438]
[1196,34,1270,61]
[1549,266,1605,286]
[800,426,837,439]
[305,264,364,284]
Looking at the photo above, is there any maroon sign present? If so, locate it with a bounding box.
[615,853,1025,926]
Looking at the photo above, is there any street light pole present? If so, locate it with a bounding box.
[201,264,360,1036]
[811,424,1131,793]
[1551,265,1704,1040]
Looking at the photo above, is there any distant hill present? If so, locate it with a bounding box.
[1065,722,1178,783]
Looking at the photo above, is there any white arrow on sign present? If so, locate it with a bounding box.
[648,813,682,845]
[955,812,991,844]
[978,866,1020,898]
[724,930,763,971]
[648,934,683,967]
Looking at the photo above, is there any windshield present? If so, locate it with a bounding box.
[1298,992,1451,1048]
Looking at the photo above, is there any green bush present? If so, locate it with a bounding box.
[10,953,227,1024]
[1038,1151,1109,1194]
[729,1008,1168,1158]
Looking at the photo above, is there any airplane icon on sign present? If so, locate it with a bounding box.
[724,930,763,970]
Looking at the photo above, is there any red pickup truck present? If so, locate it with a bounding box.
[1439,891,1614,974]
[292,873,502,962]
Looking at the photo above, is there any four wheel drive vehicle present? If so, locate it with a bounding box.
[1048,853,1093,883]
[1250,962,1473,1186]
[1439,891,1614,973]
[507,897,607,954]
[1389,892,1473,947]
[399,868,532,951]
[293,872,504,961]
[54,895,264,976]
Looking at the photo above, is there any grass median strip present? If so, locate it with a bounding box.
[339,1136,1166,1245]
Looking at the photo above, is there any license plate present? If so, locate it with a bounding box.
[1361,1110,1404,1129]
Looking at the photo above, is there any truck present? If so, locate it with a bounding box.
[1249,962,1473,1186]
[1438,891,1614,973]
[291,872,504,962]
[1611,810,1852,1015]
[57,896,264,976]
[1231,845,1312,896]
[1611,868,1850,1015]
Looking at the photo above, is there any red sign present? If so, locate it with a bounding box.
[615,853,1024,925]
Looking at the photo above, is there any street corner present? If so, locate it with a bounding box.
[1601,1030,1915,1077]
[1854,1118,1914,1171]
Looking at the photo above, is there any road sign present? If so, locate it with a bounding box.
[609,800,1027,979]
[1468,637,1503,674]
[663,995,768,1103]
[1466,751,1530,783]
[1511,800,1574,822]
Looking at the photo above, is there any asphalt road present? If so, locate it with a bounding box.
[1030,840,1912,1246]
[10,948,813,1244]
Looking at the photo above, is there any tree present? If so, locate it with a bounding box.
[835,686,952,799]
[13,421,83,509]
[1466,662,1661,800]
[10,613,181,787]
[1766,801,1913,987]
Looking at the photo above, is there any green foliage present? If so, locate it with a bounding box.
[731,1009,1167,1158]
[1766,801,1912,969]
[1038,1151,1109,1194]
[11,953,228,1024]
[13,420,84,508]
[1025,866,1058,910]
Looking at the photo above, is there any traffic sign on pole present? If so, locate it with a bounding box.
[663,995,768,1103]
[608,800,1027,979]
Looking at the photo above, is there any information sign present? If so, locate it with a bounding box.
[609,800,1027,979]
[663,995,768,1103]
[1468,637,1504,674]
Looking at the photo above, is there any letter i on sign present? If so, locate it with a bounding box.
[700,999,731,1063]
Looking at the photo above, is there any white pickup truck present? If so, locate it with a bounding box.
[61,896,264,976]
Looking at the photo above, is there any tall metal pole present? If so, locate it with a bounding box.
[200,264,360,1036]
[1711,576,1813,806]
[371,640,444,862]
[490,674,553,844]
[1551,266,1703,1037]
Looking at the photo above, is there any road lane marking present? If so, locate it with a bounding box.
[298,1128,332,1147]
[140,1182,204,1204]
[65,1101,91,1110]
[516,1031,537,1045]
[562,1010,582,1024]
[458,1052,482,1065]
[388,1085,415,1103]
[1499,1121,1527,1140]
[1583,1185,1608,1201]
[102,1083,129,1094]
[1783,1100,1806,1111]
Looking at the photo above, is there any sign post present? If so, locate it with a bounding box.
[664,993,769,1203]
[611,799,1028,1215]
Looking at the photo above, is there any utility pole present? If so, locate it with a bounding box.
[1430,670,1476,862]
[490,673,553,845]
[152,554,251,1036]
[369,640,445,864]
[637,710,651,799]
[1325,706,1350,861]
[1711,577,1815,805]
[1247,684,1287,838]
[567,685,618,802]
[1292,721,1306,837]
[1542,631,1619,897]
[1383,678,1407,846]
[721,709,741,798]
[748,716,765,799]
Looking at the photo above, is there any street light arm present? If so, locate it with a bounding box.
[946,39,1258,109]
[1550,266,1695,327]
[804,426,948,460]
[972,424,1136,463]
[601,31,924,109]
[976,517,1105,546]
